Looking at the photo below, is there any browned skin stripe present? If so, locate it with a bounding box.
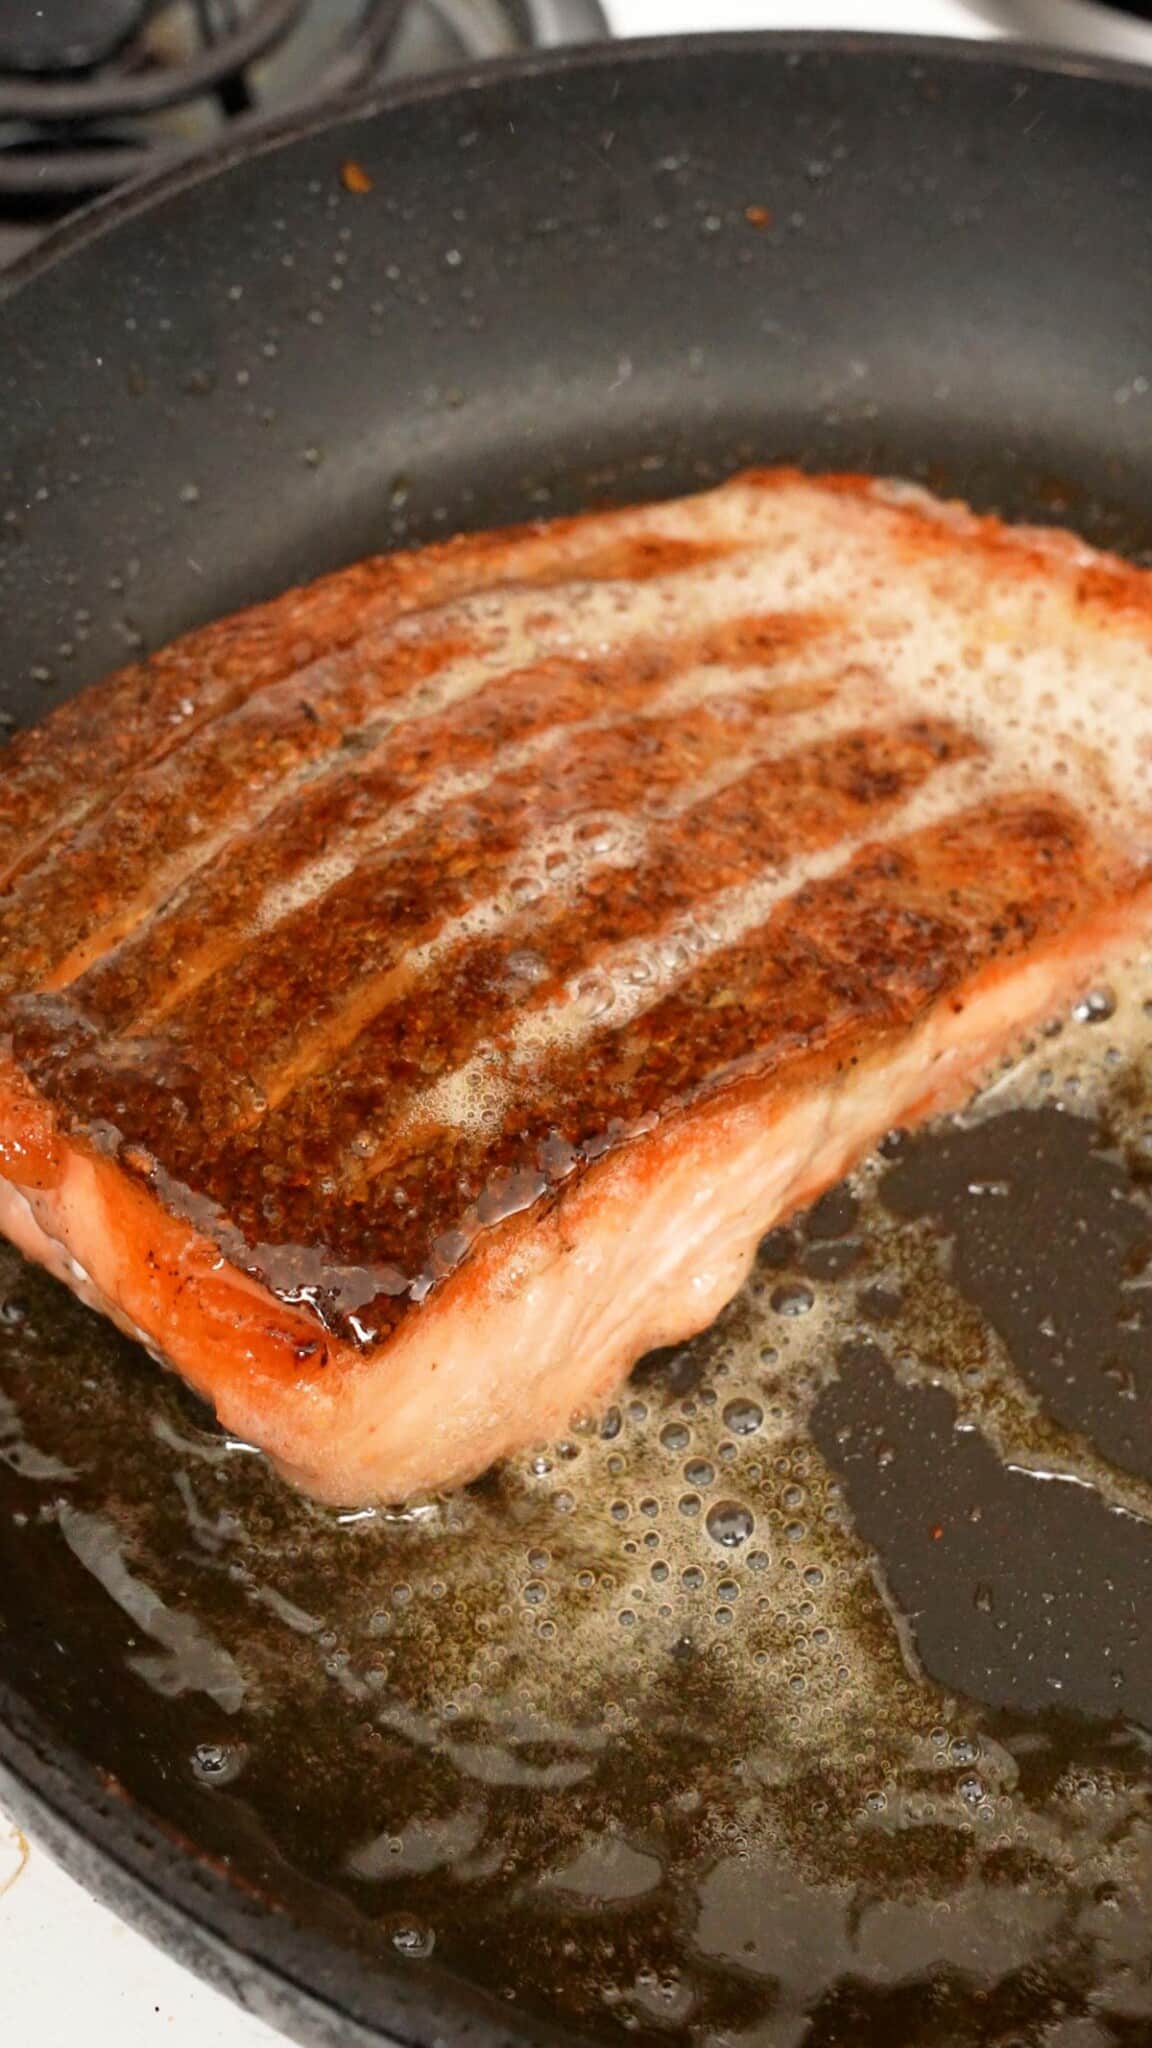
[12,718,976,1271]
[64,612,827,1035]
[33,681,859,1139]
[243,717,975,1169]
[0,519,734,895]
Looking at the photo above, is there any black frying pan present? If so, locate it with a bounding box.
[3,33,1152,2048]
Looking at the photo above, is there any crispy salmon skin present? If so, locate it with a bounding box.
[1,469,1151,1503]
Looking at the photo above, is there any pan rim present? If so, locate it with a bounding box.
[3,27,1152,309]
[4,26,1152,2048]
[0,1687,587,2048]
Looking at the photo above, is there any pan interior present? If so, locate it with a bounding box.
[3,36,1152,2048]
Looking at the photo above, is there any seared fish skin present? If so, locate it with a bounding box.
[0,470,1150,1503]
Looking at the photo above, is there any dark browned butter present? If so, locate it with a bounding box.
[4,960,1152,2046]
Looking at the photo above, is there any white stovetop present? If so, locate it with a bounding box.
[0,3,1007,2043]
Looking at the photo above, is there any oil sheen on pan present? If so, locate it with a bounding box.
[1,468,1152,1503]
[3,955,1152,2044]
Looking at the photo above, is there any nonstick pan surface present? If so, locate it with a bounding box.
[4,33,1152,2048]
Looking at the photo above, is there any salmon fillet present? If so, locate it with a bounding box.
[1,468,1151,1504]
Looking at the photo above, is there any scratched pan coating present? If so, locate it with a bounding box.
[3,33,1152,2048]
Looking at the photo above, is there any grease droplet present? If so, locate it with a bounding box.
[705,1501,755,1548]
[722,1398,764,1435]
[390,1919,435,1959]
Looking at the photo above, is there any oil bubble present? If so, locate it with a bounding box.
[770,1282,815,1316]
[190,1741,245,1786]
[1074,987,1116,1023]
[705,1501,755,1548]
[722,1398,763,1435]
[390,1919,435,1959]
